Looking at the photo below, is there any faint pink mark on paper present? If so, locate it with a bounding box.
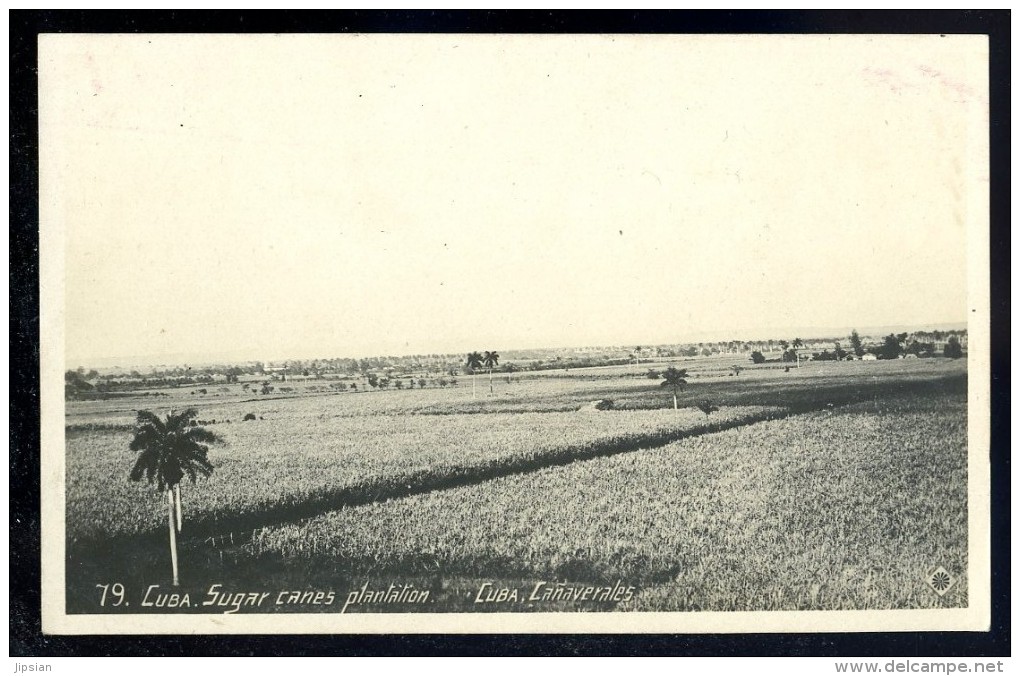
[84,51,102,96]
[862,64,984,105]
[861,65,910,94]
[917,64,981,103]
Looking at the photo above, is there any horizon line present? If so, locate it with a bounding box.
[66,320,969,369]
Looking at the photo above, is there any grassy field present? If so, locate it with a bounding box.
[66,405,780,544]
[247,393,965,611]
[64,357,969,612]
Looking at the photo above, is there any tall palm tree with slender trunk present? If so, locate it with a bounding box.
[466,352,483,398]
[483,351,499,395]
[129,408,218,586]
[660,367,689,410]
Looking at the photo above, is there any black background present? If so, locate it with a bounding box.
[10,9,1010,657]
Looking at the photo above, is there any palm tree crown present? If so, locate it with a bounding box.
[660,367,688,393]
[466,352,483,372]
[129,408,216,490]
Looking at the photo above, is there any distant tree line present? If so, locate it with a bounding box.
[746,329,966,364]
[68,329,967,399]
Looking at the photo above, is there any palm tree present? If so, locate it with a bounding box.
[466,352,483,398]
[660,367,688,410]
[129,408,218,586]
[483,351,499,395]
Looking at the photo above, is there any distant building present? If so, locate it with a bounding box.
[862,353,878,361]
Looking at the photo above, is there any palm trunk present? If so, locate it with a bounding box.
[488,368,493,395]
[167,489,180,586]
[673,392,678,410]
[174,484,183,532]
[472,373,476,398]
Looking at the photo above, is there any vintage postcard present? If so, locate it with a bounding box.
[39,33,990,634]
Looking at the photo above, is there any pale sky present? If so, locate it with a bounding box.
[40,34,987,364]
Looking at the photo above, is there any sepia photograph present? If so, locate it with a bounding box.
[35,30,992,636]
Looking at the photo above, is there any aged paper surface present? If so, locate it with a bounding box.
[39,33,990,634]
